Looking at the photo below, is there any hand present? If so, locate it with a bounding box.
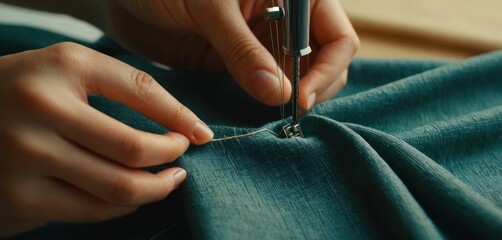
[0,42,213,237]
[95,0,359,110]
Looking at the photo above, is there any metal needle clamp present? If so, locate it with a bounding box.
[264,0,311,138]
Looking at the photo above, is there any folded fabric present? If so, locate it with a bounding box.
[2,25,501,240]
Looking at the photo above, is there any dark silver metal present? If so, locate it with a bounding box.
[281,123,304,138]
[264,0,311,138]
[282,0,312,57]
[281,56,303,138]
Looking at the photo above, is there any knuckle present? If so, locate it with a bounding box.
[6,54,76,118]
[169,104,190,128]
[119,132,146,167]
[224,36,258,72]
[46,42,88,69]
[130,70,157,101]
[110,175,139,205]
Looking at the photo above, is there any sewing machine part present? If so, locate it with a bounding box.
[264,0,311,138]
[281,122,304,138]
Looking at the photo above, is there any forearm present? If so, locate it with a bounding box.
[0,0,104,28]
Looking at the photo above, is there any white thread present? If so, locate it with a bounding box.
[150,228,168,240]
[211,128,279,142]
[149,221,186,240]
[277,19,286,128]
[269,0,286,128]
[210,1,286,143]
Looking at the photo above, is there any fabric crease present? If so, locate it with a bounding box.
[2,25,501,240]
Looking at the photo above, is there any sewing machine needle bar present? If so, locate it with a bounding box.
[264,0,311,138]
[292,56,300,125]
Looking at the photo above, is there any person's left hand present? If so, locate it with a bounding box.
[93,0,359,111]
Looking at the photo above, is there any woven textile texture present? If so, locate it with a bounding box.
[2,24,501,240]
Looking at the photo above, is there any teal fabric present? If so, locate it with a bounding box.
[2,24,502,239]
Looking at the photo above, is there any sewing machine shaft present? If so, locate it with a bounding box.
[264,0,311,138]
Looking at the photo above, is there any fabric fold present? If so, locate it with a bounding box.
[178,114,502,239]
[2,26,501,240]
[349,123,502,239]
[315,51,502,134]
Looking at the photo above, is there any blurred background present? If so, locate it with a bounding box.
[1,0,501,60]
[341,0,502,59]
[0,3,102,42]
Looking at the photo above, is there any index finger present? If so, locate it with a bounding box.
[58,42,214,145]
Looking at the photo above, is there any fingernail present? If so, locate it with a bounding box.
[248,70,280,102]
[307,92,316,109]
[193,122,214,143]
[173,168,187,187]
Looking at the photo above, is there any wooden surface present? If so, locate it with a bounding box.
[340,0,502,59]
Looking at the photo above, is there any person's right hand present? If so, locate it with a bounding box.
[96,0,358,111]
[0,42,213,237]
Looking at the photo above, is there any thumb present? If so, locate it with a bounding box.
[189,2,291,106]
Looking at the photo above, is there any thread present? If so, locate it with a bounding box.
[268,0,286,128]
[149,221,186,240]
[209,1,287,144]
[211,128,280,142]
[149,228,169,240]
